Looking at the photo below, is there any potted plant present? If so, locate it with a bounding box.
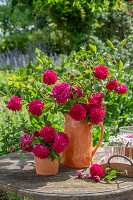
[18,127,69,175]
[5,40,127,169]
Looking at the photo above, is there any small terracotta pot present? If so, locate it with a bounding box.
[34,157,59,175]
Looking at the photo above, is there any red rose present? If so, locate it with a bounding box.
[92,93,103,103]
[69,86,82,99]
[28,100,44,116]
[33,144,50,159]
[94,176,100,182]
[34,130,40,137]
[90,164,104,178]
[69,104,86,121]
[6,96,22,111]
[43,70,57,85]
[40,126,56,143]
[89,108,105,125]
[94,65,108,80]
[115,84,127,94]
[20,134,33,152]
[77,173,83,178]
[52,82,71,103]
[10,146,16,152]
[106,80,118,91]
[52,132,69,153]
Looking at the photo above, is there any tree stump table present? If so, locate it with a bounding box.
[0,149,133,200]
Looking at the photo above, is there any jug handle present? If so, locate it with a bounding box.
[92,122,104,157]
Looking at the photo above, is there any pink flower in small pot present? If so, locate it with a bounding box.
[115,84,127,94]
[43,70,57,85]
[69,86,82,99]
[20,134,33,152]
[34,130,40,137]
[40,126,56,143]
[77,173,83,178]
[94,176,100,182]
[52,82,71,103]
[69,104,86,121]
[52,132,69,153]
[90,164,104,178]
[94,65,108,80]
[10,146,16,152]
[106,80,118,91]
[28,100,44,116]
[6,96,22,111]
[86,174,92,179]
[89,108,105,125]
[33,144,50,159]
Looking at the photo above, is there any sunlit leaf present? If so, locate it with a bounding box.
[118,38,126,46]
[119,60,123,71]
[8,81,13,85]
[107,39,114,48]
[89,44,96,54]
[0,91,6,97]
[36,57,44,65]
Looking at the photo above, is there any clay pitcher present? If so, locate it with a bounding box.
[62,113,104,168]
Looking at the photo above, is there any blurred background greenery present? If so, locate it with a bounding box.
[0,0,132,199]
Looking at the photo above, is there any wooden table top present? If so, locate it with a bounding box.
[0,149,133,200]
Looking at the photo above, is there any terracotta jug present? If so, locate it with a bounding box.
[34,157,59,175]
[62,113,104,168]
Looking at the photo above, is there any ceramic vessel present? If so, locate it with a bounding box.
[34,157,59,175]
[62,113,104,168]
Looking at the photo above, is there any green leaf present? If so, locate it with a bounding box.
[93,84,102,91]
[12,75,18,81]
[54,151,62,164]
[73,92,79,99]
[110,169,118,176]
[43,103,53,112]
[36,57,44,65]
[69,100,75,107]
[118,38,126,46]
[89,44,96,54]
[0,91,6,97]
[108,68,117,72]
[8,81,13,85]
[20,83,26,88]
[105,167,110,174]
[14,82,20,88]
[20,100,26,105]
[119,60,123,71]
[32,139,40,145]
[104,175,111,181]
[77,97,88,104]
[7,88,12,96]
[123,114,130,118]
[20,68,26,77]
[107,39,114,48]
[35,66,44,71]
[19,151,27,165]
